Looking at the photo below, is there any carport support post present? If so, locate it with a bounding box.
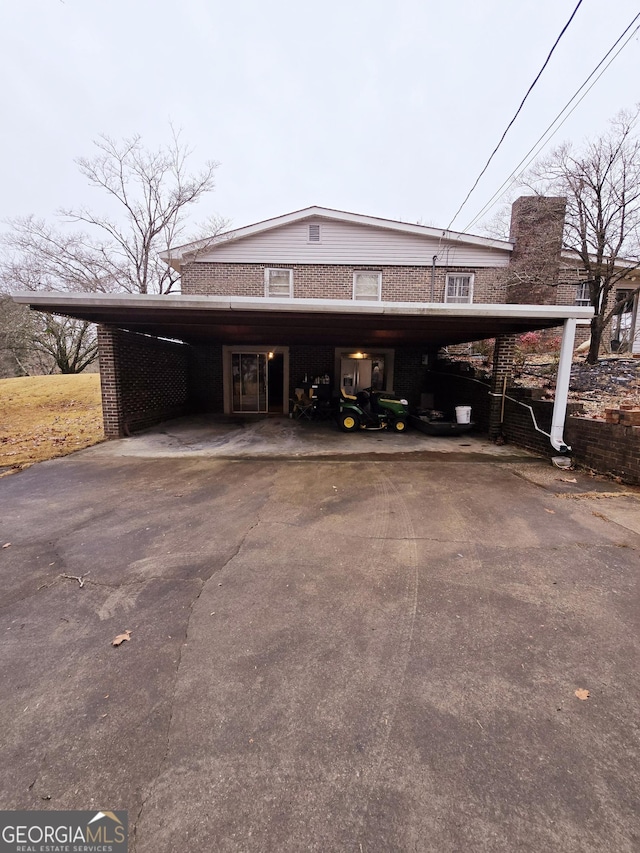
[488,334,517,441]
[97,325,125,438]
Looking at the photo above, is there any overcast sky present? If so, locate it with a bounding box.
[1,0,638,239]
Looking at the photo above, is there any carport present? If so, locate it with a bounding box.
[12,292,592,451]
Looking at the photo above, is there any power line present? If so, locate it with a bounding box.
[463,13,640,233]
[446,0,584,230]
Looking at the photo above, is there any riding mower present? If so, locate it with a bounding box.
[338,387,410,433]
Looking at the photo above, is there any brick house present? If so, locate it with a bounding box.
[12,198,593,451]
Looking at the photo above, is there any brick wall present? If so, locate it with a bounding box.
[500,390,582,456]
[393,348,426,405]
[427,362,492,429]
[566,417,640,485]
[289,345,335,395]
[428,358,640,483]
[182,262,508,303]
[188,345,224,413]
[98,326,190,438]
[507,196,566,303]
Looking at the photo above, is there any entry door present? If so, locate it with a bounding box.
[231,353,268,412]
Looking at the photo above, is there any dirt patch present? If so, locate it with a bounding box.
[0,374,104,472]
[514,356,640,416]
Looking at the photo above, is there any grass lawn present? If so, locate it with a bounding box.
[0,374,104,471]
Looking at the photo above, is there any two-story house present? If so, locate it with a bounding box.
[12,198,593,451]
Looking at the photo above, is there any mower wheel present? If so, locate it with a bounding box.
[391,417,408,433]
[339,412,360,432]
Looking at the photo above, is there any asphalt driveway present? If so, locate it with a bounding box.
[1,437,639,852]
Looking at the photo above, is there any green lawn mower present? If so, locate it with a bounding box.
[338,387,410,433]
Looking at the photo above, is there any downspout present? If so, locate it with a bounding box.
[431,255,437,302]
[549,317,577,453]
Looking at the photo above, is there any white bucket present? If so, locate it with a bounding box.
[455,406,471,424]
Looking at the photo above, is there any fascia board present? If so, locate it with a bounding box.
[11,291,594,321]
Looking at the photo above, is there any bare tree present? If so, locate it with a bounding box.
[1,129,225,374]
[524,107,640,363]
[2,219,116,293]
[29,314,98,374]
[60,129,221,294]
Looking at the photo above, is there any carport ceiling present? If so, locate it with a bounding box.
[12,293,593,348]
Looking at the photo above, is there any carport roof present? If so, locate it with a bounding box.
[11,292,593,348]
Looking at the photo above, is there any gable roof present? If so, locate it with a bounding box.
[161,206,514,271]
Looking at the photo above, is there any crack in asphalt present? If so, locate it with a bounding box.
[130,510,265,852]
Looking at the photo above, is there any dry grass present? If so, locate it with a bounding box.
[0,374,104,472]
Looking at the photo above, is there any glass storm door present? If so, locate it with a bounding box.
[231,353,268,413]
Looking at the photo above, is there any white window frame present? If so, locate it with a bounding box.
[264,268,293,298]
[444,273,474,304]
[575,281,590,306]
[353,270,382,301]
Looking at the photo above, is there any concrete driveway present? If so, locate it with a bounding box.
[1,429,639,852]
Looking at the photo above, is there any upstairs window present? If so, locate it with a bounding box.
[575,281,591,306]
[265,268,293,298]
[308,223,321,242]
[445,273,473,304]
[353,271,381,301]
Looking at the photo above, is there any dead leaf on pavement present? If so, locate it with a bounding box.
[575,688,590,701]
[559,477,578,483]
[2,542,11,548]
[111,630,132,647]
[545,509,555,514]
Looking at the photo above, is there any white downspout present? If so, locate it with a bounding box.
[550,317,577,453]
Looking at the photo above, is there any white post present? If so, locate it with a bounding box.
[550,318,577,452]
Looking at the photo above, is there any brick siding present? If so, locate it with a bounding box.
[289,345,335,391]
[566,417,640,485]
[98,326,190,438]
[182,262,508,304]
[188,345,224,413]
[393,348,426,406]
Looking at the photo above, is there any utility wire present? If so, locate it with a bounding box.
[446,0,584,230]
[463,13,640,233]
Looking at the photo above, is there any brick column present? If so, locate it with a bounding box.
[488,334,517,440]
[97,325,125,438]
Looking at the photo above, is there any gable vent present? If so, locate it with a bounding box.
[308,223,320,242]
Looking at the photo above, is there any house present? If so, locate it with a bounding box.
[12,198,593,451]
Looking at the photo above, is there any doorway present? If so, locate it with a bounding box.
[268,352,284,412]
[231,353,267,413]
[339,353,387,393]
[225,347,289,414]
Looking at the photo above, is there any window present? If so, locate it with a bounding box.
[353,271,381,301]
[308,223,321,242]
[575,281,590,306]
[265,268,293,298]
[445,274,474,304]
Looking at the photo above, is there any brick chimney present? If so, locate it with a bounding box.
[506,196,566,304]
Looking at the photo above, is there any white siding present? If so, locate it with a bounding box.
[196,219,511,268]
